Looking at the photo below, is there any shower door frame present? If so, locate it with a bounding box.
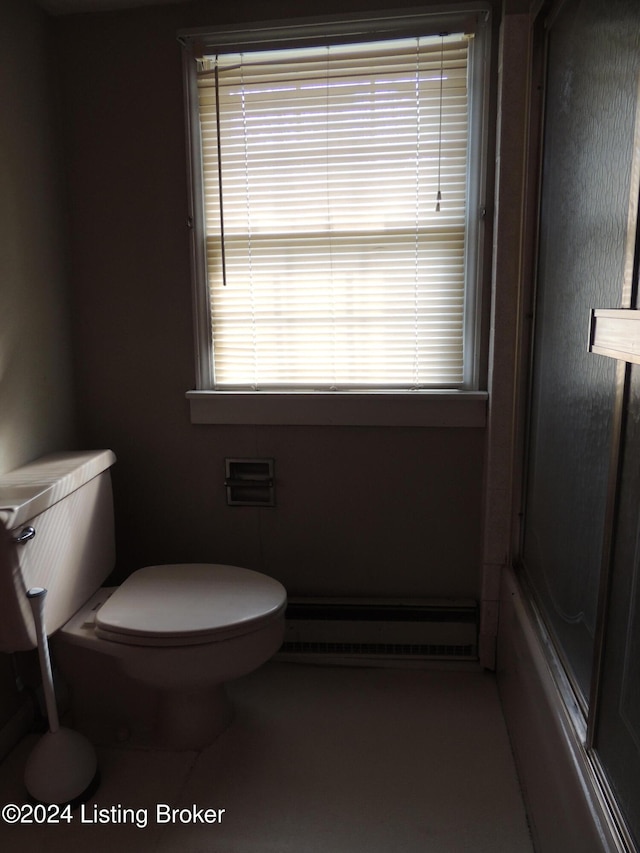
[515,0,640,846]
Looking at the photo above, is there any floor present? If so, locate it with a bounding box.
[0,662,533,852]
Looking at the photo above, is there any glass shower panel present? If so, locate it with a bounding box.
[595,365,640,847]
[523,0,640,702]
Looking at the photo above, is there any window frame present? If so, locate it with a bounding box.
[180,5,492,426]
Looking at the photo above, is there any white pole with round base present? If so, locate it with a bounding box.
[24,588,99,806]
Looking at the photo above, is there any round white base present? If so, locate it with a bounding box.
[24,728,98,806]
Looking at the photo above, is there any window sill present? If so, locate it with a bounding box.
[186,390,488,427]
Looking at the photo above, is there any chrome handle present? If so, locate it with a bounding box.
[13,526,36,545]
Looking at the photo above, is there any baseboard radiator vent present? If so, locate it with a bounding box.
[278,598,478,662]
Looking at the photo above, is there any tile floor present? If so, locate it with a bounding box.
[0,662,533,852]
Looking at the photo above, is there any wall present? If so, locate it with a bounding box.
[0,0,76,737]
[0,0,76,474]
[52,0,489,597]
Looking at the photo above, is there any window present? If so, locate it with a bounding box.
[181,8,490,408]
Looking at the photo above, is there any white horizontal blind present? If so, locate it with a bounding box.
[196,34,470,389]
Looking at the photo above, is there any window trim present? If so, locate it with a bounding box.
[180,5,492,424]
[186,389,488,427]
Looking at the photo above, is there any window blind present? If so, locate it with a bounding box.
[196,34,470,389]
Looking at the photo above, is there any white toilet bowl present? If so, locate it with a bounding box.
[54,563,287,748]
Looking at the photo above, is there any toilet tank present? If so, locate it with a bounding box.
[0,450,117,652]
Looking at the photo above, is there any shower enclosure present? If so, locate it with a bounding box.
[520,0,640,846]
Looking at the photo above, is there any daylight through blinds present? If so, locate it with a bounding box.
[196,34,470,388]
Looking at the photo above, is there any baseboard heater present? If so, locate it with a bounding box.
[278,598,478,661]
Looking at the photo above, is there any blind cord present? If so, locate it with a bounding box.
[436,35,444,213]
[214,63,228,286]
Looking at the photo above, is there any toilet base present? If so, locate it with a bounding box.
[158,684,234,750]
[52,584,285,751]
[53,641,235,751]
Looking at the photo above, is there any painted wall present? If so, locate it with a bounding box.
[0,0,76,734]
[52,0,489,597]
[0,1,76,475]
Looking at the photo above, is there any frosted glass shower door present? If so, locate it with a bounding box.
[521,0,640,704]
[521,0,640,840]
[593,365,640,847]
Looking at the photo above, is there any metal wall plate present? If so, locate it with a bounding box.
[224,458,275,506]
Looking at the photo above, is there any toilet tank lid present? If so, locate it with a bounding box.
[0,450,116,530]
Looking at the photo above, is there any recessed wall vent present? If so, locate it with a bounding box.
[224,458,275,506]
[278,598,478,662]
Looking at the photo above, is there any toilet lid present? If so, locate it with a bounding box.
[94,564,287,646]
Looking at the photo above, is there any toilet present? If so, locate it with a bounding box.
[0,450,287,749]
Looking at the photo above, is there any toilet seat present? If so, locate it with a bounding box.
[94,564,287,647]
